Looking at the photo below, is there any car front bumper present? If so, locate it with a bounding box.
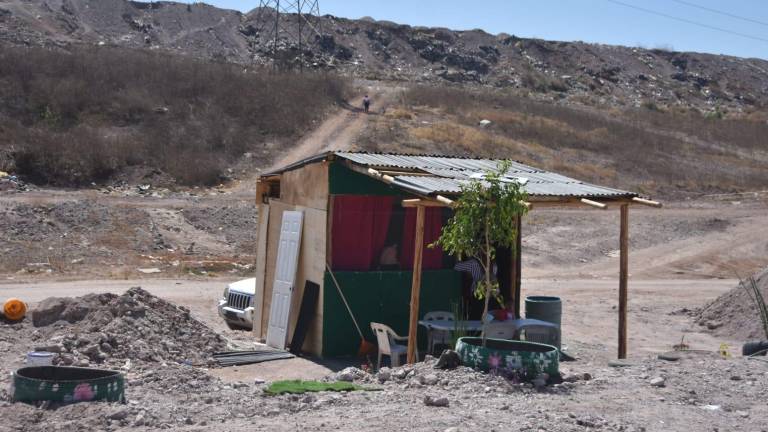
[218,299,255,329]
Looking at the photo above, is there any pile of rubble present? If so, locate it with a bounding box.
[30,287,227,368]
[697,267,768,341]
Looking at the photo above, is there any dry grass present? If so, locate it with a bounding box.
[397,85,768,195]
[385,108,415,120]
[0,45,349,186]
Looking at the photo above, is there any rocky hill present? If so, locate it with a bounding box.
[2,0,767,113]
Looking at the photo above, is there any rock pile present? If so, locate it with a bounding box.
[697,267,768,341]
[31,287,227,367]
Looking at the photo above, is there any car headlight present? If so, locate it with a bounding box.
[223,286,229,300]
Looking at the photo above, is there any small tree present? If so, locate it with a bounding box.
[432,161,529,345]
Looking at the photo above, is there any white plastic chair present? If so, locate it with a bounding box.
[370,322,412,369]
[423,311,455,354]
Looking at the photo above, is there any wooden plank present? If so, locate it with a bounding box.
[289,281,320,355]
[631,197,662,208]
[580,198,608,209]
[407,205,426,364]
[618,204,629,359]
[252,203,270,339]
[280,163,329,210]
[401,198,449,208]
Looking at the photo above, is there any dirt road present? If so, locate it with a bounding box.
[0,276,738,364]
[267,82,398,171]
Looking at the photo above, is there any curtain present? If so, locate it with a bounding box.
[400,207,445,270]
[331,195,394,271]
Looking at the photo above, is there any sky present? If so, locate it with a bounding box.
[176,0,768,59]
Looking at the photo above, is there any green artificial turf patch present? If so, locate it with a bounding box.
[265,380,373,395]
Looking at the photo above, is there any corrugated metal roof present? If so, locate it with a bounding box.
[334,152,637,199]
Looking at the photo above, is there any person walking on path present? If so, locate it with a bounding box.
[363,94,371,113]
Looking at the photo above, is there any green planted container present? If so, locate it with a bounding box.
[455,337,559,376]
[12,366,125,404]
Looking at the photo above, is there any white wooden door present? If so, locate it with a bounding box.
[266,211,304,349]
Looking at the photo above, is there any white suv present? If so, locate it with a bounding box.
[218,278,256,330]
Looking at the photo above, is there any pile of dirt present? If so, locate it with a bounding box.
[31,287,227,367]
[697,267,768,341]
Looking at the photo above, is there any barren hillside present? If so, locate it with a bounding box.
[1,0,768,114]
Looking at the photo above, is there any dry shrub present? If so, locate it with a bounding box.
[402,85,768,195]
[0,45,349,186]
[385,108,414,120]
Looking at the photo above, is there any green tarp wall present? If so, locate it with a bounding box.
[329,161,405,196]
[322,270,462,357]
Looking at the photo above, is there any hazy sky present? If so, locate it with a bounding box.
[170,1,768,59]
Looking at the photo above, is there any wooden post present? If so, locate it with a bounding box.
[407,205,426,364]
[513,213,523,318]
[618,204,629,359]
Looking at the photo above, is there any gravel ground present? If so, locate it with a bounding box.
[1,284,767,431]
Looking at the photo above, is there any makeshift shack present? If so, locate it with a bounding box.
[252,151,660,359]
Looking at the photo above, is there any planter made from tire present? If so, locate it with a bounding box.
[12,366,125,403]
[455,337,559,376]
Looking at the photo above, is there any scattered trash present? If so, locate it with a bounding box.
[479,119,492,127]
[26,352,54,366]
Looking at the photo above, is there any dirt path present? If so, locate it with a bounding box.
[267,82,398,171]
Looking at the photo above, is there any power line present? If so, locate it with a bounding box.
[606,0,768,44]
[669,0,768,28]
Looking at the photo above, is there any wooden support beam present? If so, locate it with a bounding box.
[407,205,426,364]
[631,197,662,208]
[402,198,449,208]
[436,195,455,206]
[580,198,608,209]
[367,168,396,184]
[512,213,523,318]
[618,204,629,359]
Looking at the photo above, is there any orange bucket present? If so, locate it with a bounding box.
[3,298,27,321]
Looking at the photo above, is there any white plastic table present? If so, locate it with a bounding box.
[418,318,557,333]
